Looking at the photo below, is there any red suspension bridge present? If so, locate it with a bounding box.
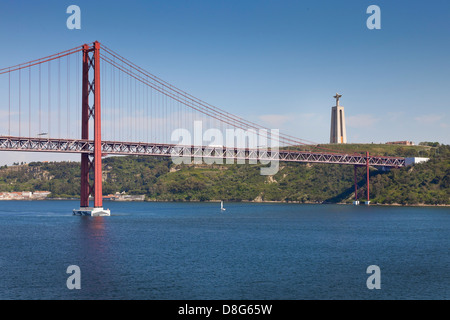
[0,41,405,215]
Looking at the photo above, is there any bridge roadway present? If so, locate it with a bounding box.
[0,136,406,168]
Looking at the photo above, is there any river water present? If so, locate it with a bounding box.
[0,201,448,300]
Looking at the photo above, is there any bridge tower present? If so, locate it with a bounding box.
[73,41,110,217]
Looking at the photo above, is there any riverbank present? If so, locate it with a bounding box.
[3,197,449,207]
[1,147,448,206]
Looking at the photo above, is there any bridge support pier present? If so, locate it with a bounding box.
[73,41,110,217]
[352,152,371,206]
[353,165,360,205]
[365,151,370,205]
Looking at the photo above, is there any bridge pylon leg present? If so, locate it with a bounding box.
[365,151,370,206]
[353,165,360,205]
[73,41,110,217]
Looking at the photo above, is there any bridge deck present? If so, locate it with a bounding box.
[0,136,405,167]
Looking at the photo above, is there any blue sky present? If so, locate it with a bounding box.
[0,0,449,163]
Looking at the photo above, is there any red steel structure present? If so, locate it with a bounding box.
[80,41,103,209]
[0,41,406,212]
[354,165,358,203]
[0,136,405,169]
[366,151,370,203]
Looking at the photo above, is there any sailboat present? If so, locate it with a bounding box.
[220,201,226,211]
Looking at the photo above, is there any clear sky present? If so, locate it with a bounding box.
[0,0,449,164]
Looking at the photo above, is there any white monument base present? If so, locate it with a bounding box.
[353,201,360,205]
[73,207,111,217]
[364,201,371,206]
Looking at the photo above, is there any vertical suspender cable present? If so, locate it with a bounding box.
[111,59,113,141]
[113,58,116,141]
[76,51,80,139]
[39,63,41,135]
[164,94,166,143]
[136,74,139,142]
[107,58,110,140]
[139,80,141,141]
[168,89,170,143]
[8,68,11,136]
[119,59,122,142]
[150,85,153,142]
[146,78,149,143]
[134,77,137,142]
[139,80,141,142]
[128,72,131,141]
[103,58,107,141]
[48,61,51,137]
[58,58,61,138]
[129,72,132,141]
[19,68,21,137]
[67,55,70,138]
[29,64,31,137]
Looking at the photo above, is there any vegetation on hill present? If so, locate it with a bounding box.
[369,145,450,205]
[0,143,448,205]
[299,143,436,158]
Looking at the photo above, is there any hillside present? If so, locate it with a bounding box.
[288,143,435,157]
[0,143,448,205]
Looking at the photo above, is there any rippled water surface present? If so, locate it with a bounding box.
[0,201,448,300]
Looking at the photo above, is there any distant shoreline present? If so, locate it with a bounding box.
[1,197,448,207]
